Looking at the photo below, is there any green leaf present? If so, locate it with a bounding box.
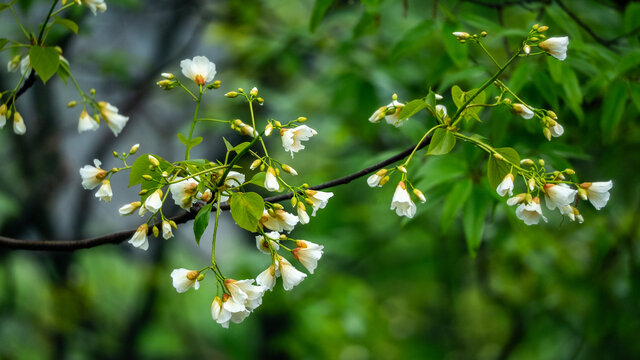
[190,136,203,147]
[309,0,334,33]
[630,82,640,112]
[230,192,265,232]
[463,189,487,257]
[222,137,233,151]
[177,133,188,146]
[624,3,640,33]
[128,153,171,187]
[53,17,78,34]
[232,141,251,154]
[0,38,8,51]
[452,86,486,122]
[248,172,266,188]
[487,147,520,190]
[390,20,434,62]
[560,66,584,122]
[427,128,456,155]
[193,203,212,246]
[451,85,464,108]
[600,80,628,142]
[29,46,60,84]
[56,59,70,84]
[397,99,426,121]
[440,178,472,232]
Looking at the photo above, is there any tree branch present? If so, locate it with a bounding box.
[0,134,432,251]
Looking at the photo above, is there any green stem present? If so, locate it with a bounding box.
[453,132,527,172]
[37,0,59,44]
[49,2,74,17]
[197,118,230,124]
[451,46,522,127]
[495,80,531,108]
[10,7,30,40]
[249,100,269,157]
[185,87,204,160]
[476,39,501,69]
[211,192,222,267]
[216,130,264,188]
[402,124,445,167]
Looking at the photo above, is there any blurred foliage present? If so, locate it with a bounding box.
[1,0,639,359]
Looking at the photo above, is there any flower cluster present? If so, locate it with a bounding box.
[77,56,332,327]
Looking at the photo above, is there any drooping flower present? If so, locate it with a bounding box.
[211,295,251,328]
[280,125,317,157]
[0,104,6,129]
[507,193,526,206]
[12,111,26,135]
[512,103,534,119]
[549,121,564,138]
[256,265,277,291]
[539,36,569,61]
[119,201,141,216]
[98,101,129,136]
[78,110,99,133]
[223,171,245,188]
[264,167,279,192]
[580,181,613,210]
[128,224,149,250]
[292,240,324,274]
[170,268,200,293]
[81,0,107,15]
[95,180,113,202]
[367,169,387,187]
[144,189,163,213]
[305,190,334,216]
[79,159,107,190]
[225,279,266,311]
[170,177,199,209]
[278,256,307,291]
[297,202,310,224]
[390,181,416,218]
[180,56,216,86]
[435,104,447,118]
[544,183,577,210]
[162,220,174,239]
[368,105,387,123]
[260,209,299,233]
[255,231,280,254]
[496,173,515,197]
[515,197,547,225]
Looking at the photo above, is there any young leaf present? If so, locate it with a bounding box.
[397,99,426,121]
[190,136,203,147]
[248,172,266,188]
[427,128,456,155]
[128,153,171,187]
[463,189,488,257]
[487,147,520,190]
[177,133,189,146]
[232,142,251,154]
[230,192,265,232]
[440,178,472,231]
[309,0,334,33]
[451,85,464,109]
[53,17,78,34]
[222,137,233,152]
[29,46,60,84]
[193,203,213,246]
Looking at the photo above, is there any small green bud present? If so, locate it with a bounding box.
[480,31,487,37]
[275,168,280,176]
[279,234,287,241]
[161,72,174,79]
[169,220,177,229]
[161,171,169,177]
[520,158,535,166]
[111,168,119,173]
[233,119,244,127]
[302,183,309,189]
[305,198,314,206]
[493,153,505,161]
[112,150,119,158]
[138,189,148,196]
[538,159,545,166]
[260,164,266,171]
[129,144,140,155]
[274,120,282,127]
[503,98,512,105]
[152,226,159,238]
[142,174,153,181]
[533,24,539,30]
[530,36,539,42]
[543,127,552,141]
[148,155,160,167]
[257,97,264,104]
[297,116,307,123]
[273,203,284,210]
[538,25,548,32]
[249,87,258,97]
[237,88,244,93]
[67,100,77,108]
[268,208,276,217]
[291,197,298,206]
[90,88,96,96]
[547,110,557,119]
[539,34,546,39]
[397,165,407,174]
[379,176,390,186]
[225,91,238,98]
[564,168,575,175]
[392,93,398,101]
[197,274,205,281]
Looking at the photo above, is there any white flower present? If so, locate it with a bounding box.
[524,45,531,55]
[264,167,279,192]
[225,279,266,311]
[260,209,299,233]
[496,174,515,197]
[305,190,334,216]
[6,57,19,72]
[98,101,129,136]
[297,203,310,224]
[144,189,163,213]
[79,159,107,190]
[13,112,26,135]
[82,0,107,15]
[385,100,406,127]
[255,231,280,254]
[292,240,324,274]
[128,224,149,250]
[436,104,447,118]
[78,110,99,133]
[368,106,387,123]
[211,295,251,328]
[170,268,200,293]
[180,56,216,85]
[581,181,613,210]
[507,193,526,206]
[239,123,258,137]
[390,181,416,218]
[515,197,547,225]
[95,180,113,202]
[452,32,470,39]
[549,122,564,138]
[367,169,387,187]
[0,104,6,128]
[19,55,30,76]
[162,220,174,239]
[543,183,577,210]
[224,171,245,188]
[281,125,317,157]
[278,256,307,291]
[170,177,199,209]
[512,103,534,119]
[119,201,141,216]
[539,36,569,61]
[256,265,277,291]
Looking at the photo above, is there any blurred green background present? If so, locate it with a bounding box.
[1,0,639,359]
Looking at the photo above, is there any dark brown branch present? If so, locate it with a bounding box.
[0,135,432,251]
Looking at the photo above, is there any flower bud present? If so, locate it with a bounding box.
[256,97,264,105]
[161,171,168,178]
[282,164,298,175]
[528,178,536,191]
[376,169,388,177]
[305,198,314,206]
[250,87,258,97]
[129,143,140,154]
[543,127,552,141]
[274,120,282,127]
[493,153,504,161]
[250,159,262,170]
[273,203,284,210]
[169,220,177,229]
[211,80,221,89]
[297,116,307,123]
[538,159,545,166]
[397,165,407,174]
[524,45,530,55]
[480,31,487,37]
[413,189,426,203]
[279,234,288,241]
[201,189,212,202]
[520,158,534,166]
[275,168,280,176]
[260,164,266,171]
[503,98,512,105]
[161,72,174,79]
[564,168,575,175]
[268,208,276,217]
[90,88,96,96]
[142,174,153,181]
[264,124,273,136]
[196,273,205,281]
[148,155,160,167]
[525,193,533,203]
[113,150,119,158]
[225,91,238,98]
[533,24,539,30]
[111,168,119,173]
[7,55,21,72]
[578,188,588,200]
[291,197,298,206]
[237,88,244,93]
[156,79,175,90]
[379,175,390,186]
[392,93,398,101]
[152,225,159,238]
[547,110,557,119]
[233,119,244,127]
[530,37,539,42]
[67,100,77,108]
[138,189,148,195]
[302,183,309,189]
[538,25,548,32]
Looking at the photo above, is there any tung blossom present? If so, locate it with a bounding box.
[95,180,113,202]
[180,56,216,86]
[280,125,317,157]
[496,174,515,197]
[260,209,299,233]
[224,279,266,312]
[119,201,141,215]
[278,256,307,291]
[170,177,199,209]
[79,159,107,190]
[162,220,174,239]
[211,295,250,328]
[255,231,281,254]
[12,112,26,135]
[305,190,334,216]
[390,181,416,218]
[144,189,163,213]
[128,224,149,250]
[580,181,613,210]
[256,265,277,291]
[549,121,564,138]
[170,268,200,293]
[292,240,324,274]
[367,169,387,187]
[81,0,107,15]
[512,103,534,119]
[515,197,547,225]
[539,36,569,61]
[264,167,279,192]
[78,110,99,133]
[98,101,129,136]
[544,183,577,210]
